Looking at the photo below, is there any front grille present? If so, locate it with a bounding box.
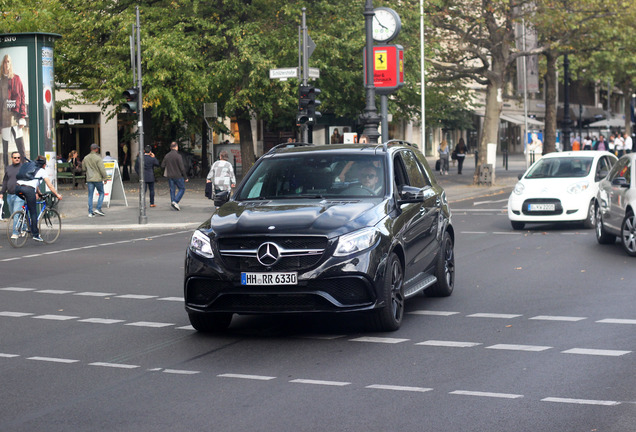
[308,278,373,305]
[221,255,320,272]
[185,278,232,307]
[521,198,563,216]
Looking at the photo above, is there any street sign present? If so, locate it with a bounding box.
[59,118,84,125]
[269,67,299,80]
[306,34,316,59]
[363,45,405,95]
[204,102,218,119]
[308,67,320,79]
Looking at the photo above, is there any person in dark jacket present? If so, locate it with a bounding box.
[135,145,160,207]
[1,151,24,229]
[161,141,188,210]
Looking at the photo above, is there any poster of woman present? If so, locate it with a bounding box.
[0,46,29,169]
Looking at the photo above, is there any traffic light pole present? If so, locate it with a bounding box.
[134,6,147,224]
[301,9,309,143]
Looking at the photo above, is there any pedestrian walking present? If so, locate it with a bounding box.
[623,132,632,154]
[615,133,625,157]
[82,143,108,217]
[135,145,160,207]
[207,150,235,197]
[454,138,467,174]
[438,140,450,175]
[162,141,188,211]
[1,151,25,234]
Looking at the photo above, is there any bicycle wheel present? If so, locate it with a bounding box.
[39,208,61,244]
[7,210,29,248]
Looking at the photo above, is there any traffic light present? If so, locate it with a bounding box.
[122,87,138,113]
[298,85,321,125]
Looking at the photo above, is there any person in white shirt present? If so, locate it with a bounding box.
[14,156,63,242]
[614,133,625,157]
[623,133,632,154]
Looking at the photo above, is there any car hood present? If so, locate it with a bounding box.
[515,177,596,196]
[203,199,389,238]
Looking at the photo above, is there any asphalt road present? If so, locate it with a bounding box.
[0,196,635,431]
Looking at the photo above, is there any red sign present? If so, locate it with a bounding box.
[364,44,404,95]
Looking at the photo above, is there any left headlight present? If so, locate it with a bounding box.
[567,181,590,194]
[189,230,214,258]
[334,227,380,257]
[513,182,525,195]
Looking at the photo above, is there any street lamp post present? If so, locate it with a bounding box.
[361,0,381,143]
[420,0,426,154]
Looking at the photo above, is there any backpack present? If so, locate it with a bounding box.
[16,159,39,181]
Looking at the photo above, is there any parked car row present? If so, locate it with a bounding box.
[508,150,636,256]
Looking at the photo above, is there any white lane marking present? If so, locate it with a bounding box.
[33,314,78,321]
[176,325,195,330]
[562,348,631,357]
[0,353,20,358]
[492,232,523,235]
[473,198,509,206]
[530,315,587,322]
[0,311,34,317]
[366,384,433,393]
[450,390,523,399]
[409,310,460,316]
[486,344,552,352]
[417,340,482,348]
[467,313,522,319]
[89,362,139,369]
[78,318,126,324]
[299,335,346,340]
[125,321,174,328]
[28,356,79,364]
[163,369,200,375]
[74,292,116,297]
[1,287,35,292]
[158,297,183,302]
[541,397,621,406]
[290,379,350,386]
[218,373,276,381]
[36,289,75,295]
[350,336,409,344]
[115,294,158,300]
[460,231,488,234]
[596,318,636,325]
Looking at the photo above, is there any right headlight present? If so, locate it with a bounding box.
[513,182,525,195]
[189,230,214,258]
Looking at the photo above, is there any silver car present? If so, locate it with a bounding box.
[595,153,636,256]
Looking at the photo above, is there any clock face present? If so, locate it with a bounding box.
[372,8,400,42]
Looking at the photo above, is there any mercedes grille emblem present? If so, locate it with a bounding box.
[257,242,281,266]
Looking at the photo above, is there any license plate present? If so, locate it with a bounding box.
[528,203,555,211]
[241,272,297,285]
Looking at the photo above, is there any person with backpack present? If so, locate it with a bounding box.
[14,155,63,242]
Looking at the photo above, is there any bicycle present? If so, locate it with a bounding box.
[6,192,61,248]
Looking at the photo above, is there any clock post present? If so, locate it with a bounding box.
[361,0,381,144]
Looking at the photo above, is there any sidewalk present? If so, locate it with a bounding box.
[0,153,527,232]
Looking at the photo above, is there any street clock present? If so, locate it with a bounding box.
[372,7,401,43]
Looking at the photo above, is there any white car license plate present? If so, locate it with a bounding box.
[241,272,297,286]
[528,203,555,211]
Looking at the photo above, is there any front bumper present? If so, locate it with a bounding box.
[507,194,591,223]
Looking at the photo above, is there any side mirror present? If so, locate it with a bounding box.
[397,185,425,204]
[214,190,230,207]
[518,173,523,180]
[611,177,629,188]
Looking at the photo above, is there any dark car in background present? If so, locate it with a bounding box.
[184,141,455,332]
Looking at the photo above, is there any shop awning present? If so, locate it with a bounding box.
[588,117,628,128]
[500,114,544,127]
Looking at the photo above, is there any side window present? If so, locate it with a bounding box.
[608,158,628,181]
[399,150,430,188]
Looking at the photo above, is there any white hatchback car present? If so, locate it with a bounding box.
[508,151,617,230]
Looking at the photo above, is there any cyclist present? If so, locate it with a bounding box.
[14,155,63,242]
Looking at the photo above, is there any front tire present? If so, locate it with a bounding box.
[510,221,525,230]
[369,253,404,332]
[426,231,455,297]
[188,312,233,332]
[39,209,61,244]
[582,200,595,229]
[595,204,615,244]
[620,212,636,256]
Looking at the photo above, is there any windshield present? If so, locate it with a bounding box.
[525,157,593,179]
[237,153,386,200]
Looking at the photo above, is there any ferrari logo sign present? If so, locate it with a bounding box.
[363,45,405,95]
[374,50,388,71]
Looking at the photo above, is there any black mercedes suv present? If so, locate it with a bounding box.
[184,141,455,332]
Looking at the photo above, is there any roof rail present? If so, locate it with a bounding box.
[265,142,314,155]
[385,139,416,148]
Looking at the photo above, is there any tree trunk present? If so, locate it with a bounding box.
[236,109,256,177]
[543,51,558,154]
[474,77,504,185]
[621,85,633,135]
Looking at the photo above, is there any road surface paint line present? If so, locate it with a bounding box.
[450,390,523,399]
[290,379,350,386]
[0,353,19,358]
[1,287,35,292]
[467,313,522,319]
[486,344,552,352]
[493,232,522,235]
[218,373,276,381]
[74,292,116,297]
[115,294,158,300]
[1,257,22,261]
[530,315,587,322]
[0,311,34,317]
[163,369,200,375]
[541,397,620,406]
[158,297,184,302]
[460,231,488,234]
[417,340,482,348]
[562,348,631,357]
[36,289,75,295]
[28,356,79,364]
[89,362,139,369]
[33,314,78,321]
[350,336,410,344]
[78,318,126,324]
[596,319,636,325]
[176,325,195,330]
[409,310,460,316]
[367,384,433,393]
[125,321,174,328]
[299,335,347,340]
